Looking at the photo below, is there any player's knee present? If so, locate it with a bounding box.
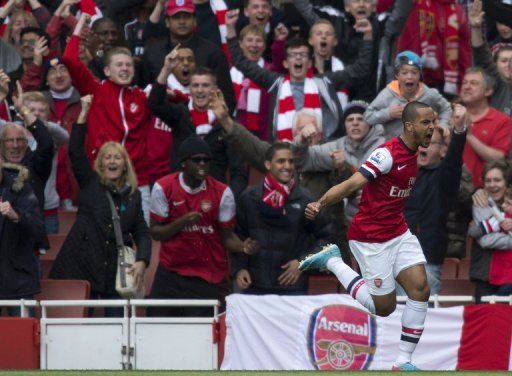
[408,278,430,301]
[375,301,396,317]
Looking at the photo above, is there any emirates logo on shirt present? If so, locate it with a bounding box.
[130,103,138,113]
[200,200,212,213]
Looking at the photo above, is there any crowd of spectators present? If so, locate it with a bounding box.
[0,0,512,317]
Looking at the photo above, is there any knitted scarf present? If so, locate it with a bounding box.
[210,0,230,63]
[231,58,264,132]
[188,100,216,136]
[167,74,190,103]
[262,172,296,214]
[331,56,349,109]
[418,0,459,95]
[276,69,322,142]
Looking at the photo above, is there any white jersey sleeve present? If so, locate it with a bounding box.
[218,187,236,225]
[359,147,393,180]
[150,182,169,221]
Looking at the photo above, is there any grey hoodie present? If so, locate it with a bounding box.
[364,81,452,139]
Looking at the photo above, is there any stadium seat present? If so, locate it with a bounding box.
[458,258,471,280]
[35,279,91,318]
[40,234,67,279]
[441,258,459,279]
[58,210,77,234]
[308,275,340,295]
[439,279,475,297]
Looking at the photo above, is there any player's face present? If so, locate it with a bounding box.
[484,168,507,203]
[502,197,512,215]
[396,65,421,98]
[345,113,370,143]
[190,74,215,110]
[244,0,272,26]
[183,153,211,182]
[345,0,375,20]
[460,72,491,105]
[417,128,445,168]
[495,49,512,83]
[173,48,196,86]
[265,148,294,184]
[283,46,312,81]
[410,107,436,149]
[239,32,266,62]
[309,23,337,59]
[104,54,134,86]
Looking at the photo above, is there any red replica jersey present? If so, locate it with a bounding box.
[150,172,236,284]
[348,137,418,243]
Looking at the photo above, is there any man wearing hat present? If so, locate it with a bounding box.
[141,0,236,113]
[148,135,257,317]
[365,50,452,140]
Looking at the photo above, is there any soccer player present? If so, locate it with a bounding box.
[300,101,458,371]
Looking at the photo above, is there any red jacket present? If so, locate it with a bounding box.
[397,0,471,92]
[63,35,150,185]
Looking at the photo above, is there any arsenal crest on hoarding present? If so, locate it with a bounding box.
[307,304,376,370]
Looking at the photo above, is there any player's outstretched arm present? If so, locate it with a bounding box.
[305,172,368,220]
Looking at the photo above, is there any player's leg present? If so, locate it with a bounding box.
[392,231,430,370]
[299,244,377,314]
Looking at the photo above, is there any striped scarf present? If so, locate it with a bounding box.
[262,172,296,213]
[188,100,216,136]
[331,56,349,110]
[276,70,321,142]
[167,74,190,103]
[210,0,230,63]
[231,58,264,132]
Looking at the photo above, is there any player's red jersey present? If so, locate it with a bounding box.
[348,137,418,243]
[150,172,236,284]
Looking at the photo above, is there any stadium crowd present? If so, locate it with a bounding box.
[0,0,512,317]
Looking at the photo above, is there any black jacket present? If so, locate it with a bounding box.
[140,34,236,113]
[404,131,466,265]
[148,82,247,199]
[0,163,45,298]
[232,182,334,293]
[50,123,151,294]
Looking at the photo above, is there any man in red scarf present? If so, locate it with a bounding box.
[232,141,334,295]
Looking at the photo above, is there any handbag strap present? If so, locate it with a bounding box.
[106,191,128,287]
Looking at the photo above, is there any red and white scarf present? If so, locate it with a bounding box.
[276,69,322,142]
[331,56,349,110]
[262,172,296,213]
[0,99,11,122]
[231,58,264,132]
[188,100,216,135]
[418,0,459,95]
[167,74,191,103]
[210,0,230,63]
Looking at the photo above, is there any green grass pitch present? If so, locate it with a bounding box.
[0,371,510,376]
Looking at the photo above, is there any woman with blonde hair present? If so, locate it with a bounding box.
[50,95,151,316]
[2,10,38,46]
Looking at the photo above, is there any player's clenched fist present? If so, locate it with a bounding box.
[305,202,321,220]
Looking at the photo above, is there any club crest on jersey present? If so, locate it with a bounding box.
[369,151,386,166]
[176,0,185,5]
[130,103,138,113]
[308,305,376,371]
[200,200,212,213]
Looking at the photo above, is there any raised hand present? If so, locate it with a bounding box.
[451,103,469,132]
[329,150,346,170]
[209,89,230,122]
[225,8,239,28]
[469,0,484,28]
[163,44,181,73]
[33,36,49,66]
[74,12,91,36]
[274,23,289,42]
[0,69,10,103]
[305,201,321,220]
[12,80,24,112]
[354,18,373,39]
[55,0,79,18]
[77,94,93,123]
